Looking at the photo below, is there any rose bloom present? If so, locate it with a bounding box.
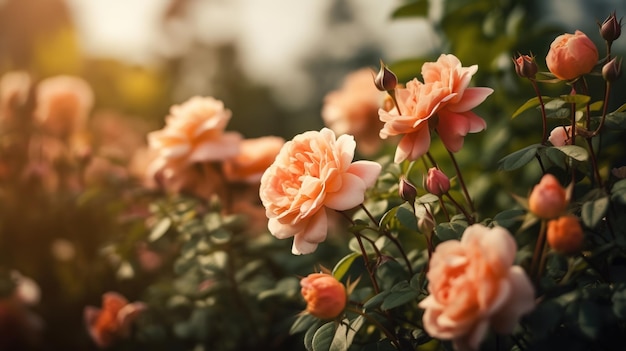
[34,75,94,139]
[259,128,381,255]
[425,167,450,196]
[322,68,386,156]
[547,215,584,255]
[147,96,242,165]
[419,224,535,351]
[222,136,285,183]
[84,292,146,348]
[548,125,573,146]
[546,30,599,81]
[300,273,346,319]
[528,174,569,219]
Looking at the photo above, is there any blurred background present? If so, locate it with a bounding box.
[0,0,625,350]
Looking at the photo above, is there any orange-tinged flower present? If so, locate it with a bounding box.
[528,174,569,219]
[547,215,584,254]
[84,292,146,348]
[222,136,285,183]
[147,96,242,165]
[419,224,535,351]
[259,128,381,254]
[322,68,386,156]
[34,75,94,139]
[548,125,573,146]
[546,30,599,81]
[300,273,346,319]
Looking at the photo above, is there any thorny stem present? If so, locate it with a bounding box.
[447,150,475,223]
[529,79,548,145]
[345,306,401,349]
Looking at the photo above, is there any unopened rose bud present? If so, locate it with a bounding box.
[418,209,435,236]
[399,176,417,204]
[425,167,450,196]
[546,30,599,80]
[374,59,397,92]
[599,11,622,44]
[513,54,538,79]
[547,215,584,254]
[300,273,346,319]
[602,57,622,82]
[528,174,568,219]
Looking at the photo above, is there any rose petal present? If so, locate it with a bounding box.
[491,266,535,334]
[347,160,382,188]
[394,127,431,163]
[447,87,494,113]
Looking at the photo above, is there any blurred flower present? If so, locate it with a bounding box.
[259,128,381,254]
[300,273,346,319]
[548,125,573,146]
[150,158,223,199]
[599,11,622,44]
[50,238,76,262]
[322,68,386,156]
[419,224,535,351]
[83,156,129,187]
[10,271,40,306]
[135,242,164,273]
[0,71,31,124]
[425,167,450,196]
[222,136,284,183]
[547,215,584,255]
[546,30,598,81]
[528,174,569,219]
[84,292,146,349]
[612,166,626,179]
[34,75,94,139]
[513,54,538,79]
[147,96,241,166]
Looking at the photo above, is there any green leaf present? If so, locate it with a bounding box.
[497,144,543,171]
[416,193,439,204]
[363,290,391,311]
[612,285,626,319]
[312,322,336,351]
[381,281,420,310]
[492,208,526,230]
[511,96,553,119]
[581,196,609,228]
[392,0,428,18]
[330,317,364,351]
[604,111,626,130]
[612,179,626,205]
[149,217,171,242]
[554,145,589,161]
[290,313,318,335]
[434,221,467,242]
[332,253,361,282]
[396,206,417,231]
[559,94,590,104]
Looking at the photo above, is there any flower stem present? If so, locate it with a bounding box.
[529,79,548,145]
[345,306,401,348]
[530,220,547,283]
[447,150,475,223]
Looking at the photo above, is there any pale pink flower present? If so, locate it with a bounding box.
[222,136,285,183]
[421,54,493,153]
[322,68,386,155]
[84,292,146,348]
[419,224,535,351]
[546,30,599,81]
[34,75,94,139]
[259,128,381,254]
[548,125,573,146]
[147,96,242,165]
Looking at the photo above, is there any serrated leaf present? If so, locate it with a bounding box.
[497,144,543,171]
[511,96,553,119]
[312,322,336,351]
[554,145,588,161]
[332,253,361,282]
[149,217,171,242]
[581,196,609,228]
[391,0,428,18]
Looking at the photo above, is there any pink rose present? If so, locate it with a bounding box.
[419,224,535,351]
[548,125,573,146]
[546,30,599,81]
[147,96,242,165]
[421,54,493,153]
[34,75,94,139]
[259,128,381,254]
[322,68,386,156]
[425,167,450,196]
[222,136,285,184]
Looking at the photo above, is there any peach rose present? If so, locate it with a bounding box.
[548,125,573,146]
[419,224,535,351]
[322,68,386,156]
[546,30,599,81]
[34,75,94,139]
[547,215,584,255]
[421,54,492,153]
[84,292,146,348]
[259,128,381,254]
[528,174,569,219]
[300,273,346,319]
[222,136,285,183]
[147,96,242,165]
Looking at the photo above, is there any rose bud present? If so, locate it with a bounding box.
[425,167,450,197]
[602,57,622,82]
[300,273,346,319]
[528,174,568,219]
[599,11,622,44]
[547,215,584,255]
[399,176,417,204]
[513,54,538,79]
[374,59,397,92]
[546,30,599,80]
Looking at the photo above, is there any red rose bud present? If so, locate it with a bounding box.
[300,273,346,319]
[399,176,417,204]
[513,54,538,79]
[599,11,622,44]
[374,59,397,92]
[425,167,450,196]
[547,215,584,255]
[602,57,622,82]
